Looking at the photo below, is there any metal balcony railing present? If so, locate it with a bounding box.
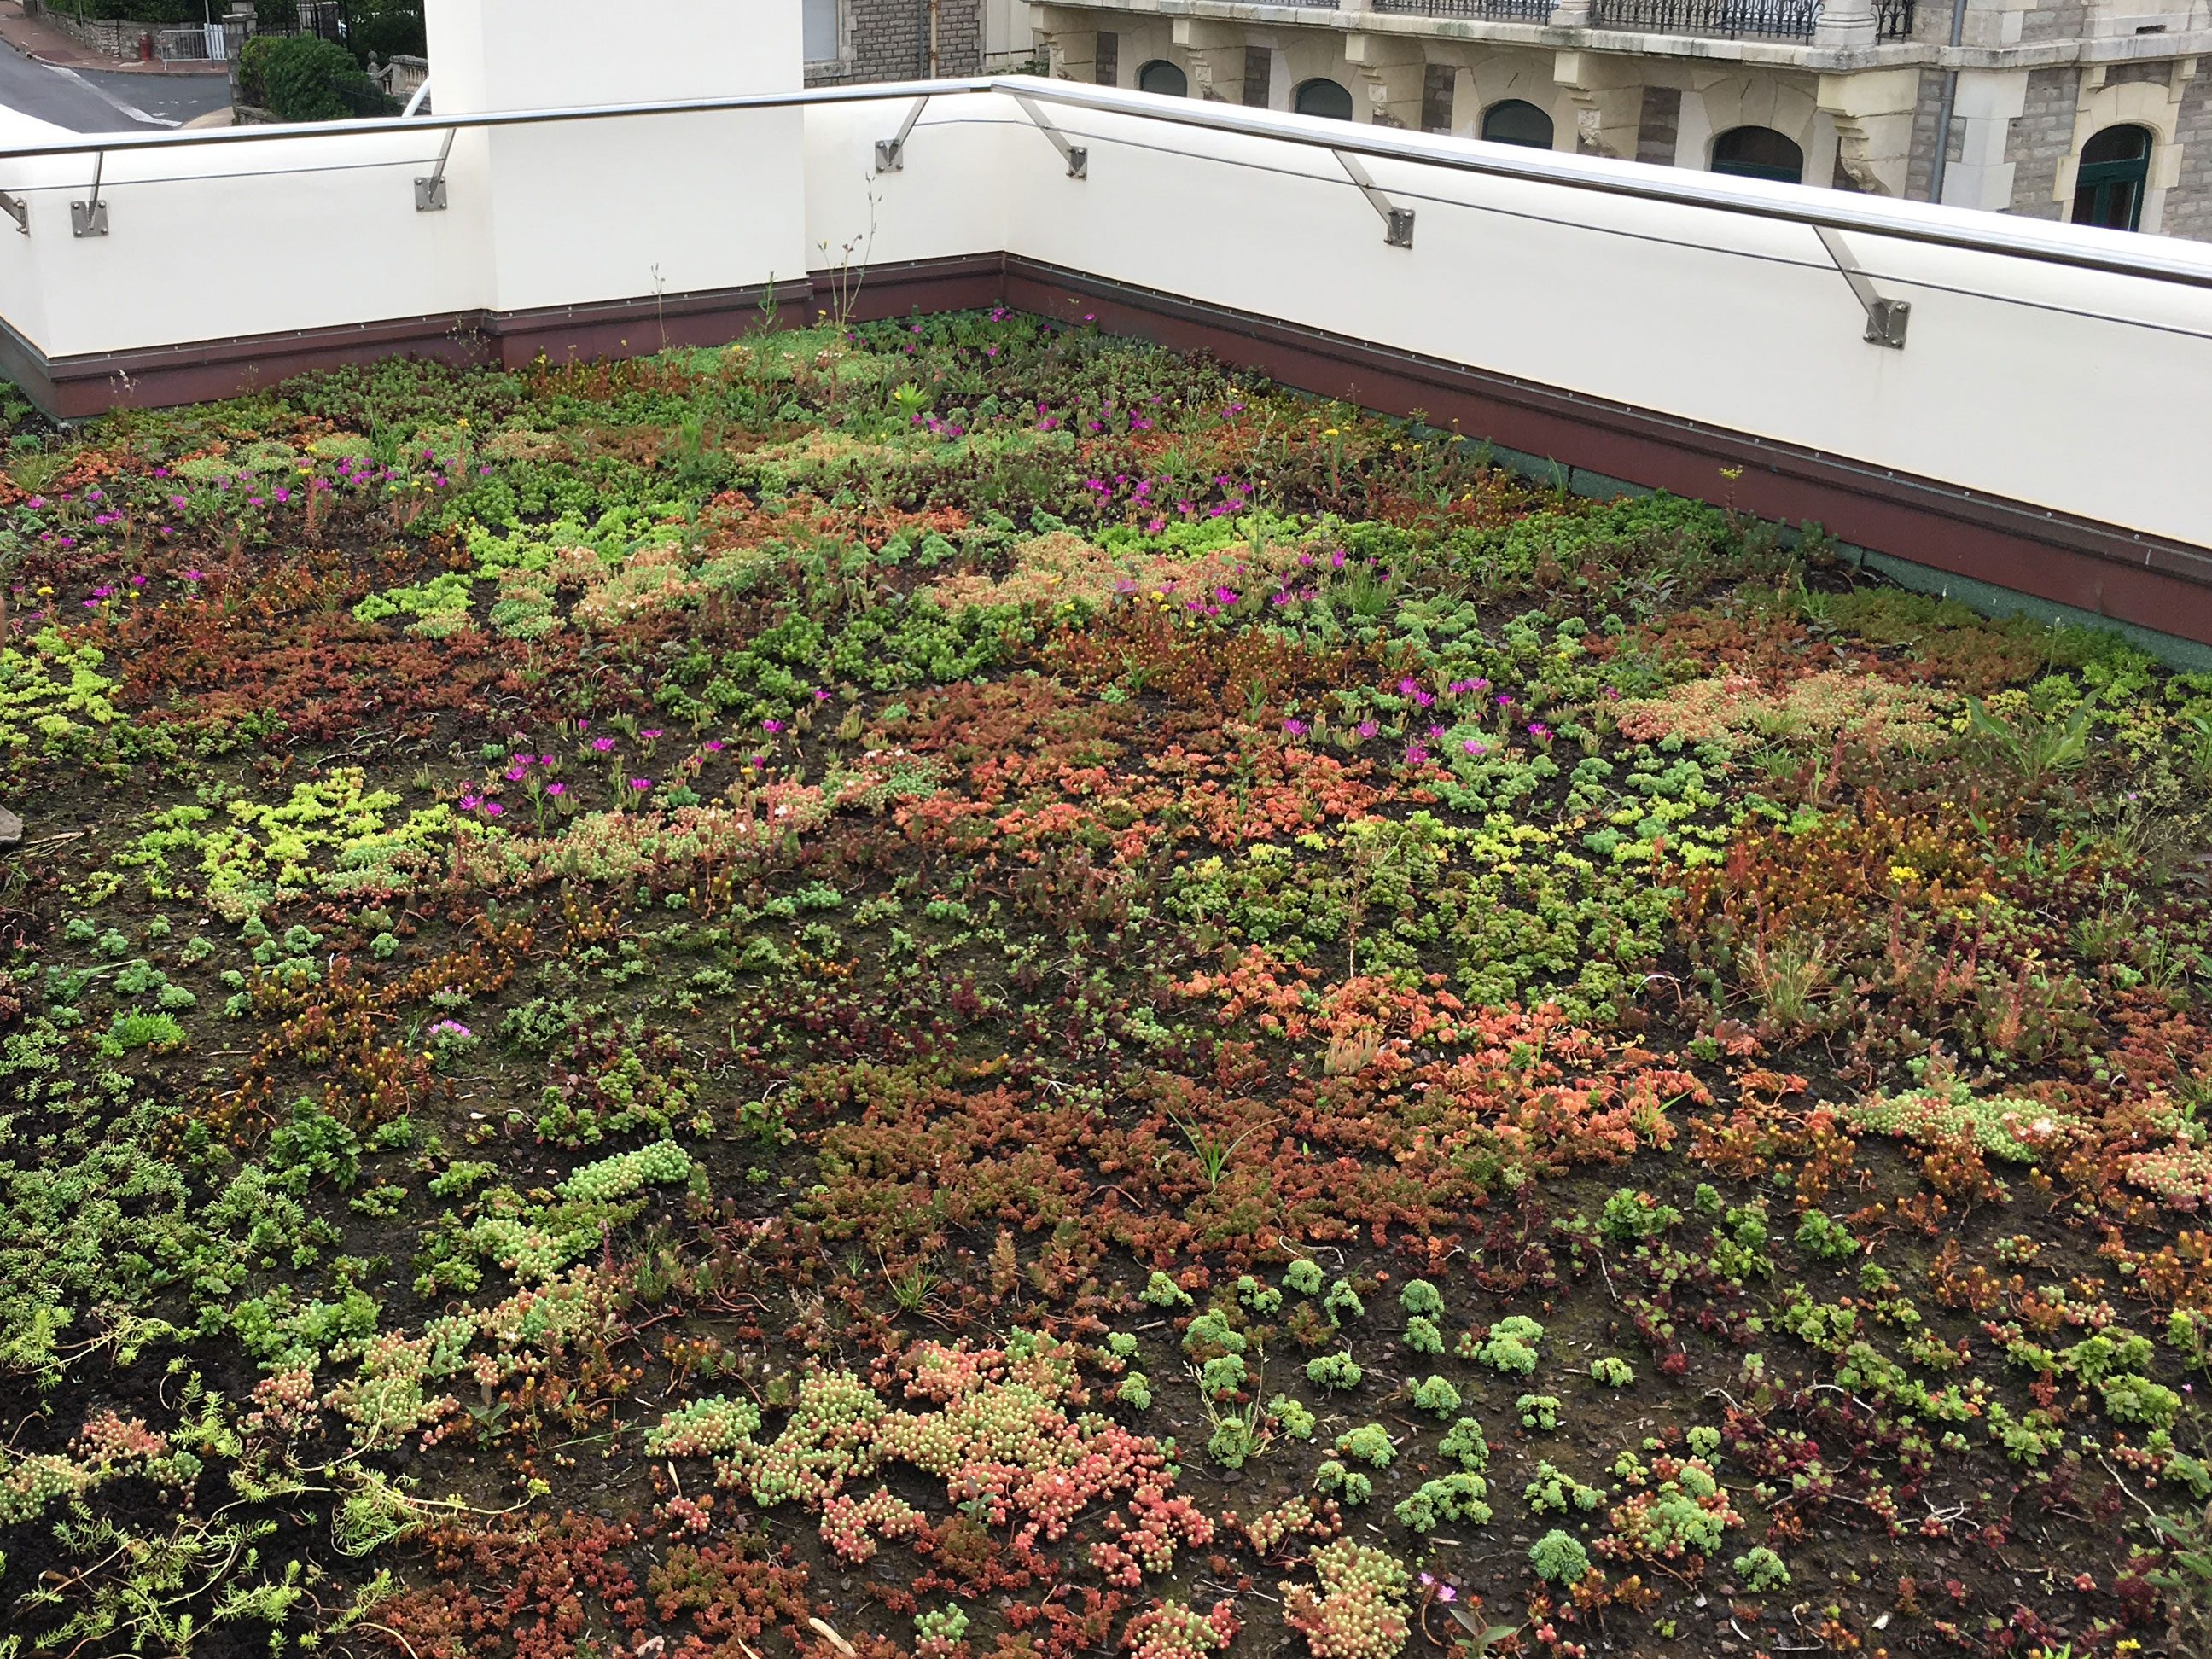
[1587,0,1818,37]
[1375,0,1914,33]
[1373,0,1553,19]
[1874,0,1918,36]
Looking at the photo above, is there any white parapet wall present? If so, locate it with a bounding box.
[0,0,2209,590]
[806,87,2212,555]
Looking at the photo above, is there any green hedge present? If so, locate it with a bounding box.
[240,34,394,121]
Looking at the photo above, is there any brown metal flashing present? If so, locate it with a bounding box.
[15,258,1010,419]
[4,247,2207,643]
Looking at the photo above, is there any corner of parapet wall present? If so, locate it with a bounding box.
[1477,434,2212,672]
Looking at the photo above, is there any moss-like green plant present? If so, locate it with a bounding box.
[1394,1470,1492,1532]
[1523,1460,1603,1514]
[1438,1417,1490,1471]
[1398,1278,1444,1318]
[1733,1546,1791,1592]
[1529,1529,1591,1584]
[1307,1350,1364,1392]
[1795,1208,1860,1262]
[1407,1374,1462,1418]
[1237,1274,1284,1316]
[2101,1372,2182,1429]
[1142,1271,1193,1309]
[1477,1315,1545,1375]
[1591,1355,1634,1388]
[1313,1458,1372,1505]
[1336,1423,1395,1468]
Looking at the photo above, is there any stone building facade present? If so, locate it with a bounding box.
[1015,0,2212,237]
[805,0,1035,84]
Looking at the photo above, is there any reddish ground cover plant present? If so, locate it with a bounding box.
[0,315,2209,1659]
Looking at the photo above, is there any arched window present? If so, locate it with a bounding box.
[1137,60,1187,97]
[1481,99,1554,149]
[2073,125,2151,231]
[1293,78,1354,120]
[1710,126,1803,184]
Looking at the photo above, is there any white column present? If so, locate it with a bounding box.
[425,0,810,317]
[1941,67,2029,209]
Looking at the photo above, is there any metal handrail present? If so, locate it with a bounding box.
[0,73,2209,293]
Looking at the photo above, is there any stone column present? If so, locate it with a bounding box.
[1816,67,1921,193]
[1941,67,2029,207]
[1813,0,1877,54]
[1032,6,1098,80]
[1553,50,1642,157]
[1173,17,1249,101]
[1345,32,1427,127]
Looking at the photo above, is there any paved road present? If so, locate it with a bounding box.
[0,39,230,131]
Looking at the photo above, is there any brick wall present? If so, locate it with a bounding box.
[2005,65,2079,218]
[2166,68,2212,239]
[1636,85,1681,166]
[2017,0,2086,42]
[1902,68,1945,201]
[810,0,982,85]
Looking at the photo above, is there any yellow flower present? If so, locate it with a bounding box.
[1889,865,1919,882]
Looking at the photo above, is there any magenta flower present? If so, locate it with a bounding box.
[546,782,567,796]
[1355,719,1378,739]
[483,801,504,816]
[591,736,616,752]
[1283,718,1308,736]
[705,740,724,751]
[641,729,663,739]
[630,777,653,791]
[182,569,206,580]
[762,719,783,733]
[1462,739,1487,756]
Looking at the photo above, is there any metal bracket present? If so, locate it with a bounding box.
[1813,225,1909,348]
[1011,93,1086,178]
[415,126,454,212]
[0,190,25,236]
[71,149,106,238]
[1335,150,1414,248]
[875,95,929,172]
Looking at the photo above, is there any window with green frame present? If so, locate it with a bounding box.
[2072,125,2151,231]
